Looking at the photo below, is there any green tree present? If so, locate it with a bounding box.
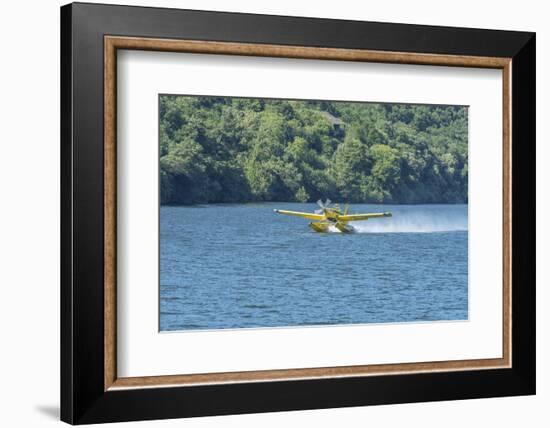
[158,95,468,205]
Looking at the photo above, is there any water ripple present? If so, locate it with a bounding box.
[160,203,468,331]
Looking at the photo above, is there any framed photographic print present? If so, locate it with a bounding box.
[60,2,535,424]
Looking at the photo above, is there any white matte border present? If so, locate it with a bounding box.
[117,50,502,378]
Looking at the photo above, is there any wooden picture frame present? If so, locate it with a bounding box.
[61,2,535,424]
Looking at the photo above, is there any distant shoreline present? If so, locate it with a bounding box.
[160,96,468,206]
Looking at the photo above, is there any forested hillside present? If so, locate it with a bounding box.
[159,95,468,205]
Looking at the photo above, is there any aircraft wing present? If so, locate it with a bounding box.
[339,212,392,222]
[274,209,324,221]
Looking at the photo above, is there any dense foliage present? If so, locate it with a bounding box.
[160,96,468,205]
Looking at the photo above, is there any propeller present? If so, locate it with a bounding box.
[315,198,332,214]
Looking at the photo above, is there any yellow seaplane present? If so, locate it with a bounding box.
[274,199,392,233]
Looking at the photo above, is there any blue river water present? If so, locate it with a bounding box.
[160,203,468,331]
